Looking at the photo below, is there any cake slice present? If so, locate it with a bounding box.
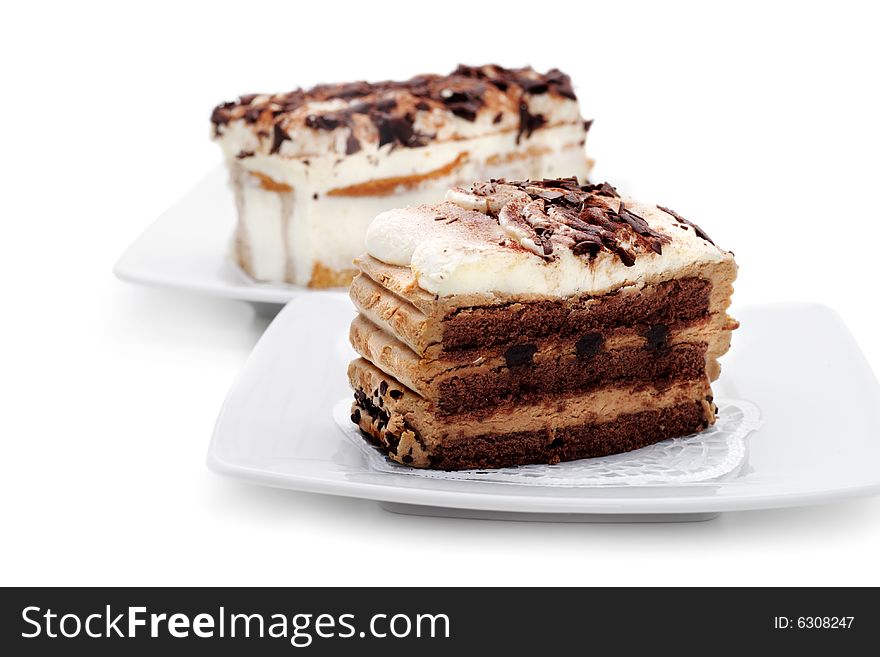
[347,177,738,470]
[211,65,592,287]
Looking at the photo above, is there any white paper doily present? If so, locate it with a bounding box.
[333,398,761,487]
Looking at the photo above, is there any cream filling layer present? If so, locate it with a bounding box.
[229,127,590,285]
[223,122,588,196]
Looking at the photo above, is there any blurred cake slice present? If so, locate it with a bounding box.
[347,178,738,470]
[211,65,592,287]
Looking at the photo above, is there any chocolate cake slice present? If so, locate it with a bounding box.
[347,178,738,470]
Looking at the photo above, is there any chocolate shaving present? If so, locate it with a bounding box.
[533,189,565,201]
[345,133,361,155]
[212,64,582,153]
[305,114,343,131]
[518,77,549,94]
[210,102,235,136]
[572,238,602,257]
[270,123,290,154]
[372,98,398,112]
[517,101,546,144]
[582,181,619,198]
[375,114,424,148]
[617,207,668,251]
[466,178,687,267]
[543,68,577,100]
[321,81,373,99]
[657,205,715,244]
[614,246,636,267]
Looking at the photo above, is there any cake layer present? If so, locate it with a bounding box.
[348,358,714,469]
[350,266,735,357]
[350,314,720,416]
[422,405,709,470]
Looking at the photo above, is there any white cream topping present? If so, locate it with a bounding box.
[365,198,731,297]
[218,122,587,194]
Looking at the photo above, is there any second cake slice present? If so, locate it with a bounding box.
[348,178,738,470]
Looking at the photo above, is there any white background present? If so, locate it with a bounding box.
[2,0,880,586]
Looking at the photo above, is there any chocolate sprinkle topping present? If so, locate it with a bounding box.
[270,123,290,154]
[657,206,715,245]
[210,101,235,127]
[345,133,361,155]
[211,64,585,154]
[462,177,675,268]
[517,101,546,144]
[305,114,343,131]
[375,113,424,148]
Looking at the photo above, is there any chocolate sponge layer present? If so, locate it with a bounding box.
[440,277,711,351]
[435,341,707,416]
[350,269,719,360]
[429,402,709,470]
[353,395,710,470]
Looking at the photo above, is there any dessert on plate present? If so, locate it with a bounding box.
[347,177,738,470]
[211,65,592,287]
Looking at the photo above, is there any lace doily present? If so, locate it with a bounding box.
[333,399,761,487]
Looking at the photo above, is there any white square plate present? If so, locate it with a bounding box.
[114,168,326,306]
[207,297,880,520]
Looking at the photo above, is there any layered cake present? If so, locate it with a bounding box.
[347,178,738,470]
[211,65,592,287]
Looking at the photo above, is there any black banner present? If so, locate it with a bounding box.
[1,587,874,654]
